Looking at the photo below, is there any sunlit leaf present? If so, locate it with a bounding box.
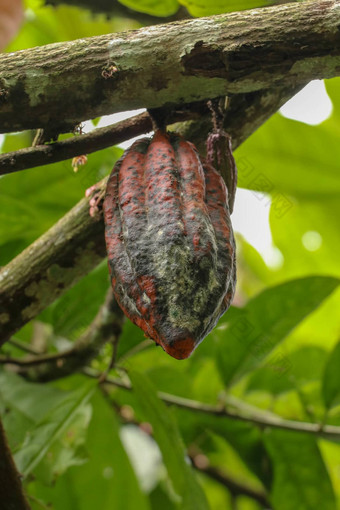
[180,0,271,16]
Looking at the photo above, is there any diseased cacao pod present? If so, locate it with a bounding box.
[103,130,236,360]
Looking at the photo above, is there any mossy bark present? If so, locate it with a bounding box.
[0,0,339,133]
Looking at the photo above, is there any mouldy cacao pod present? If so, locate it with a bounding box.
[103,130,236,360]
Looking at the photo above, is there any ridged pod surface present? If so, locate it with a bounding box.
[103,130,236,359]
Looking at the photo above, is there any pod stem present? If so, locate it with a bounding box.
[206,97,237,214]
[147,107,169,133]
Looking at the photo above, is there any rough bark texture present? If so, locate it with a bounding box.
[0,0,339,133]
[0,84,302,176]
[0,82,303,345]
[0,108,201,176]
[0,419,32,510]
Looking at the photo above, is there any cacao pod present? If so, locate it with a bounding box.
[103,130,236,360]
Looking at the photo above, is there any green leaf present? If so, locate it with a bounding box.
[14,380,97,477]
[0,369,67,423]
[214,276,339,387]
[235,77,340,200]
[118,0,179,17]
[264,429,336,510]
[39,260,110,340]
[129,370,210,510]
[180,0,270,16]
[322,341,340,410]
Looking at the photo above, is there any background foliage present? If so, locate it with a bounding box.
[1,0,340,509]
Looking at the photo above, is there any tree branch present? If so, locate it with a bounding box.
[0,288,124,381]
[0,82,306,345]
[0,108,202,176]
[0,82,302,176]
[0,0,338,133]
[0,418,31,510]
[83,368,340,440]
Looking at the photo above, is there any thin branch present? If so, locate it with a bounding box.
[0,0,339,133]
[0,288,124,381]
[82,368,340,440]
[189,454,270,507]
[0,107,202,176]
[0,418,32,510]
[8,337,43,355]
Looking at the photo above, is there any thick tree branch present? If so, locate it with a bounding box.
[0,288,124,381]
[0,0,339,133]
[0,82,302,176]
[0,419,31,510]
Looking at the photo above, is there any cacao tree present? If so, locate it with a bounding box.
[0,1,340,509]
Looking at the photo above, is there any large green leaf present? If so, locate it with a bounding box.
[129,370,210,510]
[322,341,340,411]
[13,380,97,477]
[264,429,336,510]
[214,276,339,387]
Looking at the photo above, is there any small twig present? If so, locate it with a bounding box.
[98,333,121,384]
[189,453,270,507]
[118,338,154,363]
[8,337,43,356]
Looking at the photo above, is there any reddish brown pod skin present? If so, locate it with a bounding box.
[103,131,236,360]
